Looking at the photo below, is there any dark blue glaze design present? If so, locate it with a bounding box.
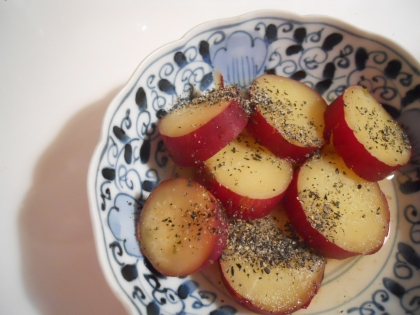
[92,15,420,314]
[178,281,199,299]
[404,205,420,244]
[293,27,306,43]
[199,40,211,65]
[158,79,177,95]
[209,305,237,315]
[290,69,307,81]
[383,278,420,315]
[349,226,420,314]
[124,143,133,164]
[382,239,420,315]
[130,274,225,315]
[174,51,188,69]
[321,33,343,51]
[402,85,420,107]
[397,243,420,270]
[122,264,139,282]
[135,87,147,109]
[113,125,129,142]
[264,24,277,43]
[347,290,390,314]
[355,47,369,71]
[393,242,420,280]
[102,167,115,180]
[139,139,150,164]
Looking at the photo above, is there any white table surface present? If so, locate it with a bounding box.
[1,1,419,314]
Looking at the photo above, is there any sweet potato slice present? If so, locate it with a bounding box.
[324,85,411,181]
[159,86,249,167]
[219,207,326,315]
[138,178,228,276]
[247,74,327,161]
[284,145,390,259]
[198,131,293,220]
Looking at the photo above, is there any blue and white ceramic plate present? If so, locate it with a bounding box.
[88,10,420,315]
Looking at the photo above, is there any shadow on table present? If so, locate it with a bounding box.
[19,88,127,315]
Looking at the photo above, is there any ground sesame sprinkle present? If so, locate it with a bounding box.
[221,216,325,276]
[167,85,252,115]
[250,80,324,147]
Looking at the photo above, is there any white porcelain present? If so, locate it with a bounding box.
[88,10,420,315]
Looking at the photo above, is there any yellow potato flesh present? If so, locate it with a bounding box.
[253,75,326,147]
[220,212,325,314]
[139,179,221,276]
[297,149,389,254]
[343,86,411,166]
[220,255,323,313]
[159,99,230,137]
[204,132,293,199]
